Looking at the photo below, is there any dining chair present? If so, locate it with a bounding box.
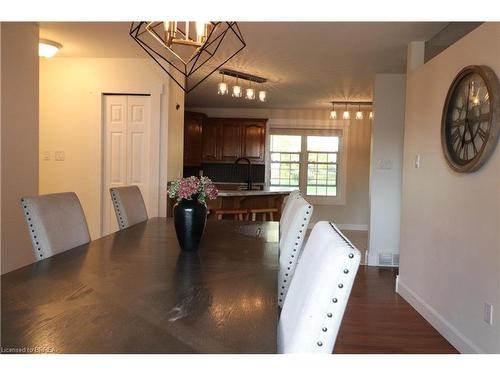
[20,192,91,261]
[109,185,148,229]
[279,190,301,236]
[278,195,313,307]
[277,221,361,353]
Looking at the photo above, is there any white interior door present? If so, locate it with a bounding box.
[102,94,151,236]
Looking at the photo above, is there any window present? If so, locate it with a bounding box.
[270,135,301,189]
[269,131,345,204]
[306,136,339,196]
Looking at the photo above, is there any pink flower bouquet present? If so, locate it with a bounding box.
[168,176,218,205]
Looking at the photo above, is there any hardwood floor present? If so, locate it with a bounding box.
[334,266,458,354]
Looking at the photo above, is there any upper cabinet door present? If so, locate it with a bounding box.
[201,118,221,162]
[220,120,242,161]
[184,112,204,166]
[242,120,266,163]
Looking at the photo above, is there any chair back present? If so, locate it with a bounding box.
[20,192,90,260]
[278,221,361,353]
[278,195,313,307]
[109,185,148,229]
[279,190,301,236]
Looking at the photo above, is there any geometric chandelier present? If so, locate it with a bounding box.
[129,22,246,93]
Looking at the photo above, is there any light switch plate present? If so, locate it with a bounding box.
[43,151,50,161]
[484,303,493,325]
[415,154,421,168]
[55,151,65,161]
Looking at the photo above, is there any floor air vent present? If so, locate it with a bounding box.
[378,252,399,267]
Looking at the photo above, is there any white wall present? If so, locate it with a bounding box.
[0,22,2,273]
[1,23,39,274]
[167,71,185,182]
[398,22,500,353]
[368,74,406,265]
[39,58,179,240]
[188,107,372,229]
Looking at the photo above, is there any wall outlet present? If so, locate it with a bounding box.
[484,303,493,325]
[55,151,65,161]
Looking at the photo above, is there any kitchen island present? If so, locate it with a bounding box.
[166,187,295,221]
[208,188,294,221]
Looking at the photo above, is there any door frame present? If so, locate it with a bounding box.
[97,83,164,237]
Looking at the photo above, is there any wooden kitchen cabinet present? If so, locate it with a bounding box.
[201,118,221,162]
[184,111,204,166]
[241,120,266,163]
[220,121,242,161]
[189,114,267,165]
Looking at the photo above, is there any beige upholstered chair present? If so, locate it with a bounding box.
[278,221,361,353]
[109,185,148,229]
[20,192,91,261]
[278,195,313,307]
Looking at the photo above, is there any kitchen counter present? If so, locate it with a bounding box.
[166,182,294,220]
[217,188,295,197]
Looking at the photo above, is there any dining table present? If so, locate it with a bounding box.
[0,218,279,354]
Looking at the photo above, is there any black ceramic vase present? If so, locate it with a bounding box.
[173,198,207,252]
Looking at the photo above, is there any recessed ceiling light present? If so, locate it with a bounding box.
[39,39,62,58]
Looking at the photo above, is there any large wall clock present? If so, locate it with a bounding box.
[441,65,500,173]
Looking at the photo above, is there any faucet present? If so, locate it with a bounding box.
[235,157,253,190]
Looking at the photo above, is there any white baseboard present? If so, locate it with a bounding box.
[308,222,368,231]
[397,278,482,354]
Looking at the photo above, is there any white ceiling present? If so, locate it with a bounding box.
[39,22,448,109]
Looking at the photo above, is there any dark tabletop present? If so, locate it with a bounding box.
[1,218,279,354]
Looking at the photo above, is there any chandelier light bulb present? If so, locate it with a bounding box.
[369,111,374,119]
[218,81,228,95]
[195,22,210,43]
[355,104,363,120]
[218,74,228,95]
[232,84,242,98]
[343,111,350,120]
[245,87,255,100]
[329,102,337,120]
[195,22,205,39]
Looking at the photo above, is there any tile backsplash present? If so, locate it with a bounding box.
[183,163,265,184]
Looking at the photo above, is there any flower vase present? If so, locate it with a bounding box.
[173,198,207,252]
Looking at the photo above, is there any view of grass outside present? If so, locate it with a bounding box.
[270,134,339,196]
[306,136,338,196]
[270,135,301,188]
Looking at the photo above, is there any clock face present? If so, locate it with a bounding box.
[442,65,500,173]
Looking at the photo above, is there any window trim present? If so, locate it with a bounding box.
[266,127,348,206]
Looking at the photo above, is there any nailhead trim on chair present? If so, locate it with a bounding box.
[329,222,356,249]
[21,198,44,259]
[315,227,359,351]
[279,202,313,306]
[111,190,127,229]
